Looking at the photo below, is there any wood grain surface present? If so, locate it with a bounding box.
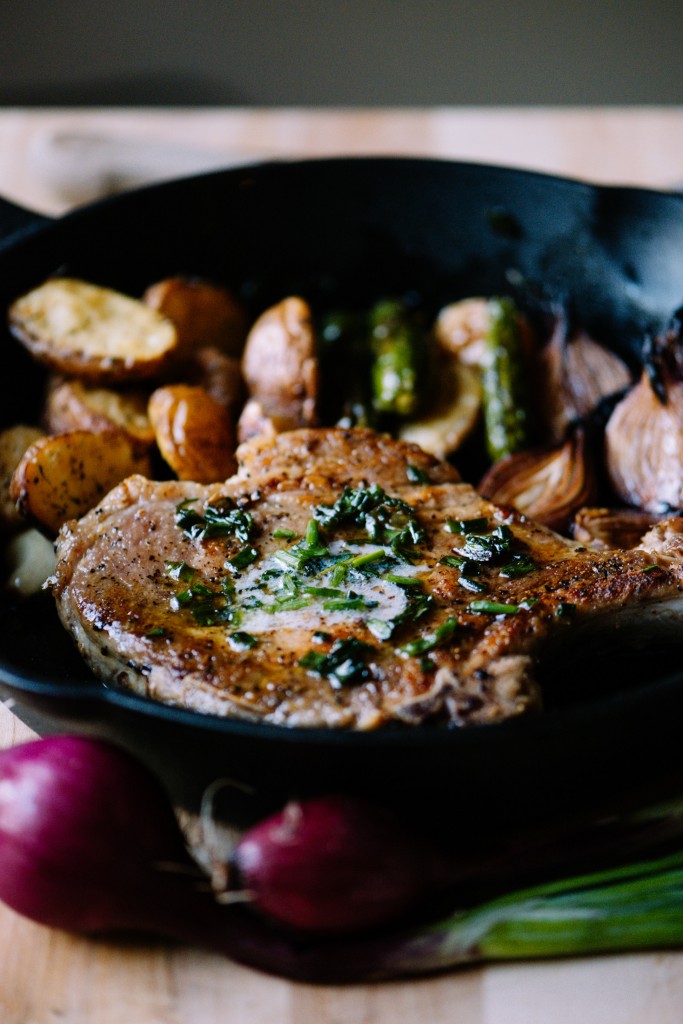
[2,106,683,1023]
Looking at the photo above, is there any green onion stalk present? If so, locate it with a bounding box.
[223,844,683,984]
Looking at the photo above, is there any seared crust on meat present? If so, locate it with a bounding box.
[49,428,683,730]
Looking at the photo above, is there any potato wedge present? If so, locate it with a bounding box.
[398,360,481,459]
[44,378,155,450]
[143,276,249,357]
[10,429,153,536]
[9,277,178,382]
[237,397,305,444]
[0,424,45,531]
[148,384,237,483]
[241,296,318,426]
[182,346,245,413]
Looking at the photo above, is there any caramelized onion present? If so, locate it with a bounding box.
[572,507,665,550]
[479,429,598,533]
[605,370,683,513]
[538,316,632,441]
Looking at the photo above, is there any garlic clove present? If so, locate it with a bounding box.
[537,314,632,441]
[572,506,665,550]
[605,369,683,513]
[398,357,481,459]
[478,428,598,533]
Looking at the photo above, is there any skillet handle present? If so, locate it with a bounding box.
[0,195,50,248]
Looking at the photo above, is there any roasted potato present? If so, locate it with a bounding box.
[0,424,45,531]
[182,346,245,413]
[44,378,155,450]
[143,276,249,357]
[10,429,153,536]
[241,296,318,428]
[237,397,305,444]
[148,384,237,483]
[9,277,178,383]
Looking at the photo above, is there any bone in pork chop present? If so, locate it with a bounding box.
[50,428,683,730]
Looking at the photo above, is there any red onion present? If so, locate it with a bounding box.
[0,735,209,937]
[232,794,449,934]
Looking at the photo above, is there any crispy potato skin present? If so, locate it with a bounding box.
[148,384,237,483]
[9,429,152,536]
[44,378,155,450]
[0,424,45,532]
[143,277,249,357]
[241,296,319,433]
[9,278,178,383]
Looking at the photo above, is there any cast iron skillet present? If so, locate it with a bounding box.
[2,157,683,838]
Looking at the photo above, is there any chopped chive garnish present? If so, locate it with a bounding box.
[459,576,488,593]
[445,517,489,535]
[299,637,375,687]
[304,586,345,598]
[305,518,320,548]
[469,600,521,615]
[322,596,378,612]
[439,555,466,569]
[273,549,303,570]
[229,631,259,651]
[406,464,429,483]
[498,554,537,578]
[227,545,259,571]
[263,596,312,613]
[384,573,423,586]
[176,497,256,544]
[164,560,196,582]
[273,527,298,540]
[367,618,394,640]
[145,626,167,638]
[400,616,459,656]
[643,565,659,573]
[278,573,299,597]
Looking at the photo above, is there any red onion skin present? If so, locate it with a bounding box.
[232,794,450,935]
[0,735,208,937]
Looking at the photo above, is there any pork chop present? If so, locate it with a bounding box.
[49,428,683,730]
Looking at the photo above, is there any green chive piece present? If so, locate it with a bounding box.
[399,616,459,656]
[406,464,429,483]
[273,527,298,540]
[367,618,394,641]
[459,576,489,593]
[227,545,259,571]
[384,573,423,586]
[304,586,345,598]
[164,560,196,582]
[229,631,259,651]
[145,626,167,638]
[446,517,489,535]
[469,600,521,615]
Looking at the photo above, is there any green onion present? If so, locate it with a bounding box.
[304,586,345,598]
[384,574,423,586]
[322,596,378,612]
[145,627,167,638]
[272,527,298,540]
[228,631,259,651]
[459,576,488,593]
[399,616,459,656]
[298,637,375,687]
[164,560,196,582]
[406,464,429,483]
[263,596,313,614]
[367,618,394,641]
[469,600,521,615]
[445,517,489,535]
[498,554,537,578]
[227,546,260,571]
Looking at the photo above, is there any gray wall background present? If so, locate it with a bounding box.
[1,0,682,107]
